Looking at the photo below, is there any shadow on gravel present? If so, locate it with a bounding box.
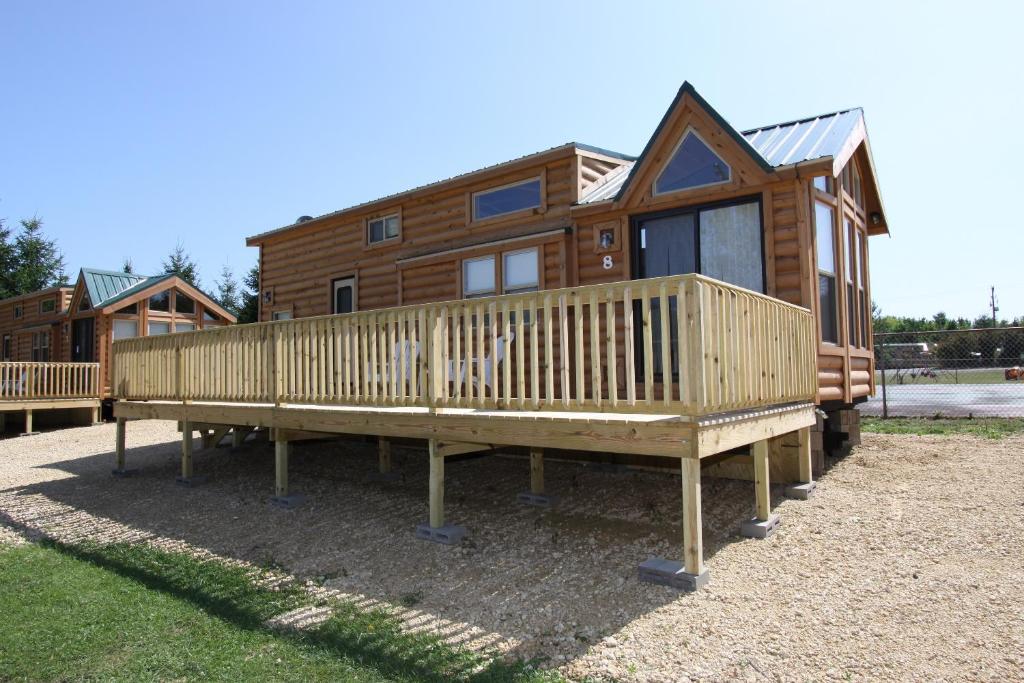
[1,424,798,668]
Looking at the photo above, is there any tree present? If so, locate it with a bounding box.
[122,258,134,274]
[237,264,259,324]
[162,242,200,288]
[0,219,17,299]
[11,217,68,294]
[213,265,241,317]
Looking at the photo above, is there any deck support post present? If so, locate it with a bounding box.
[174,420,205,486]
[415,438,466,544]
[367,437,400,482]
[270,437,304,508]
[232,427,245,449]
[517,447,557,507]
[785,427,817,499]
[20,409,37,436]
[741,439,781,538]
[638,450,709,591]
[111,417,137,477]
[91,406,101,425]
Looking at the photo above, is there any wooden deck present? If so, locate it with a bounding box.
[0,362,102,433]
[111,274,819,589]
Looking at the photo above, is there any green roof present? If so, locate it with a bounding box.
[79,268,172,309]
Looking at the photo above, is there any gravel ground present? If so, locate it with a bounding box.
[1,420,1022,681]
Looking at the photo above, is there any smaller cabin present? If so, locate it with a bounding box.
[66,268,237,397]
[0,286,74,364]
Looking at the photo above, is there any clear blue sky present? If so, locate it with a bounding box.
[2,1,1021,320]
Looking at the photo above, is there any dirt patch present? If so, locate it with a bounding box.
[1,422,1021,681]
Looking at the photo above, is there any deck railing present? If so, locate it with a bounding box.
[0,362,101,401]
[112,274,816,416]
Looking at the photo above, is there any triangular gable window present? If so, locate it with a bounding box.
[78,291,91,311]
[654,129,731,195]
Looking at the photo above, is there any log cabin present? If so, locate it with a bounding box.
[245,82,887,450]
[111,82,889,590]
[0,268,237,417]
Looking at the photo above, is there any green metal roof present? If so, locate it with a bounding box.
[79,268,172,309]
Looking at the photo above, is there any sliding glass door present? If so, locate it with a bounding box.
[632,197,765,376]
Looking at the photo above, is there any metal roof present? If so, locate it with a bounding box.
[80,268,150,308]
[96,274,174,309]
[579,106,866,206]
[742,108,863,167]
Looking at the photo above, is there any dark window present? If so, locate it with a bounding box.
[148,291,170,312]
[203,309,220,322]
[368,214,400,244]
[815,201,838,344]
[39,299,56,314]
[175,292,195,315]
[2,335,10,361]
[654,130,730,195]
[332,277,356,314]
[472,179,541,221]
[13,305,22,319]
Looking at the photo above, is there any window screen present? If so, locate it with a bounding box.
[113,320,138,340]
[502,249,539,293]
[148,321,170,336]
[815,202,838,344]
[699,203,764,292]
[463,256,496,297]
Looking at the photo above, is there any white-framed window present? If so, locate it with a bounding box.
[113,319,139,340]
[654,128,731,195]
[463,255,496,297]
[39,299,56,314]
[272,310,292,321]
[472,178,542,222]
[367,213,400,244]
[148,321,170,336]
[502,248,539,294]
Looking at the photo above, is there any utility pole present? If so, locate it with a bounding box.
[990,286,999,326]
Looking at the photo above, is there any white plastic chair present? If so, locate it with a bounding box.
[449,331,515,395]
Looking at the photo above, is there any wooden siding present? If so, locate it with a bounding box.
[251,95,880,408]
[0,288,73,362]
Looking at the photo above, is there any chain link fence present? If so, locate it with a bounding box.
[864,327,1024,418]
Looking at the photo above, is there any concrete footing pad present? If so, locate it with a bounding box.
[415,523,467,545]
[785,481,817,500]
[175,475,208,488]
[270,494,306,509]
[367,471,401,483]
[111,468,139,478]
[517,491,559,507]
[740,513,781,539]
[638,557,709,591]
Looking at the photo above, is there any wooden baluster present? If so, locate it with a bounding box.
[515,300,525,409]
[659,282,672,408]
[452,308,461,404]
[502,301,511,407]
[606,288,617,408]
[543,294,554,406]
[529,296,539,408]
[623,286,635,406]
[589,291,600,407]
[641,284,654,406]
[574,292,584,407]
[475,302,485,408]
[488,301,498,408]
[558,294,570,407]
[463,303,473,405]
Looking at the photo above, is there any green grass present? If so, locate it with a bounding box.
[874,368,1018,385]
[862,417,1024,439]
[0,540,559,682]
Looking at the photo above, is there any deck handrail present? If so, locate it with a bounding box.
[112,274,816,416]
[0,361,101,401]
